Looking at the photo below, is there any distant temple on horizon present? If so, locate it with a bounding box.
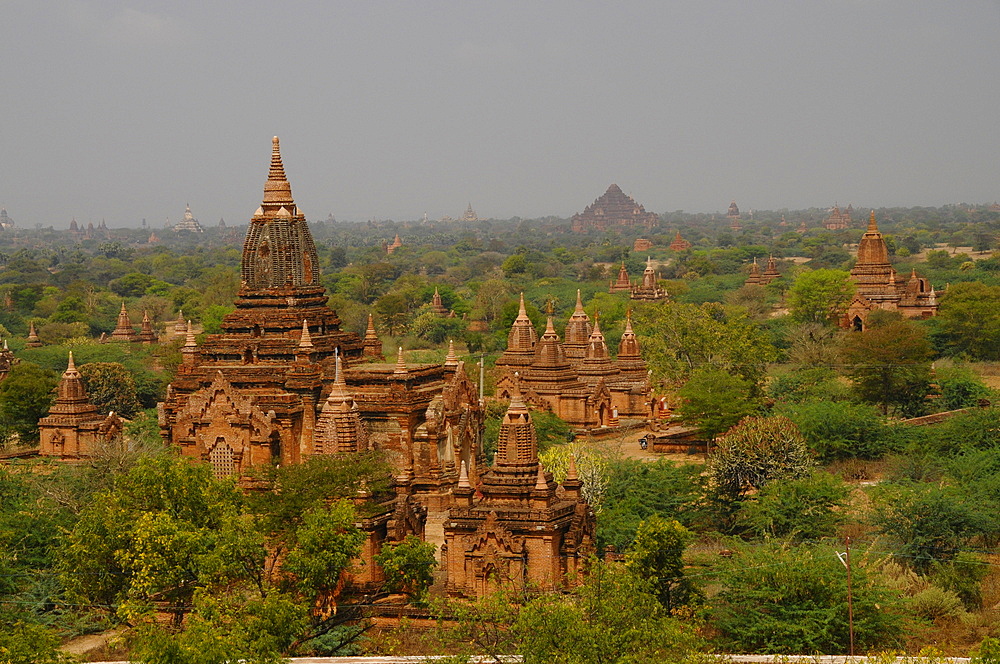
[824,203,853,230]
[172,204,205,232]
[571,184,658,232]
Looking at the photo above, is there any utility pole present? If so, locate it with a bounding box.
[846,536,855,658]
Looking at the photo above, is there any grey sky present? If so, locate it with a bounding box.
[1,1,998,227]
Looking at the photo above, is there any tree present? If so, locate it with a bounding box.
[739,471,849,540]
[634,301,777,389]
[840,316,933,416]
[0,362,58,444]
[373,535,437,600]
[780,400,901,461]
[708,415,812,501]
[79,361,142,417]
[677,366,759,439]
[934,282,1000,360]
[625,516,697,611]
[713,541,904,654]
[786,268,855,324]
[516,561,706,664]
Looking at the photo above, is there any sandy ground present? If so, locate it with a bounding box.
[585,425,705,465]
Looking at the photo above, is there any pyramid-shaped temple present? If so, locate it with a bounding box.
[571,184,658,232]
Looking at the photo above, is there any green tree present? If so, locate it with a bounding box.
[780,400,901,461]
[0,362,58,444]
[677,366,758,439]
[708,415,812,501]
[635,301,777,388]
[740,471,849,540]
[840,316,933,416]
[934,282,1000,360]
[79,361,142,418]
[624,517,697,611]
[516,562,706,664]
[713,541,904,654]
[373,535,437,600]
[786,268,855,324]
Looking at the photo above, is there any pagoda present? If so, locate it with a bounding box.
[841,211,938,329]
[136,311,158,345]
[430,287,449,317]
[26,321,42,348]
[571,184,658,232]
[669,231,692,251]
[562,290,593,364]
[443,381,595,596]
[362,313,384,359]
[172,204,205,232]
[38,353,122,458]
[630,257,668,302]
[494,294,539,372]
[109,302,136,342]
[727,200,742,231]
[386,234,403,254]
[744,258,763,286]
[761,255,782,283]
[0,340,16,382]
[824,204,851,230]
[608,262,632,294]
[460,203,479,222]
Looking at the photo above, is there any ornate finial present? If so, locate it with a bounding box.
[567,452,579,481]
[575,289,584,312]
[518,292,527,316]
[868,209,878,231]
[66,351,76,372]
[458,460,471,489]
[444,339,458,366]
[263,136,293,206]
[299,320,314,348]
[334,348,345,385]
[534,463,549,491]
[394,346,407,374]
[545,298,554,316]
[184,320,196,347]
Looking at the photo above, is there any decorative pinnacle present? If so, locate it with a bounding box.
[444,339,458,366]
[868,210,878,232]
[394,346,407,373]
[299,320,314,348]
[263,136,293,206]
[534,463,549,491]
[458,460,471,489]
[518,292,527,316]
[66,351,77,373]
[575,289,584,312]
[566,453,579,481]
[184,320,196,347]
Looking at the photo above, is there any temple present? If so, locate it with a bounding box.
[460,203,479,222]
[0,340,16,382]
[841,211,938,330]
[824,204,852,230]
[744,256,782,286]
[157,137,487,590]
[443,382,595,596]
[571,184,658,232]
[109,302,136,342]
[727,200,742,231]
[669,231,692,251]
[608,259,668,302]
[38,353,122,458]
[494,292,650,428]
[172,205,205,232]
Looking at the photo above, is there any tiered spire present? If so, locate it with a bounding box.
[563,290,593,363]
[315,351,368,454]
[48,352,99,418]
[495,380,538,468]
[110,302,136,342]
[26,321,42,348]
[394,346,407,374]
[137,311,157,344]
[495,293,538,370]
[444,339,459,368]
[362,313,383,359]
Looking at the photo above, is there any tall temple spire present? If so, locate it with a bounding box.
[362,312,383,359]
[867,209,878,232]
[263,136,293,208]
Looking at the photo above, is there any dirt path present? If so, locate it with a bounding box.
[585,426,705,465]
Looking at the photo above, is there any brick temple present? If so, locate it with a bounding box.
[841,211,938,330]
[571,184,658,232]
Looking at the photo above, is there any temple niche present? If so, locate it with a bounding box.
[38,353,122,459]
[157,137,485,590]
[571,184,659,232]
[494,292,650,429]
[841,211,938,330]
[444,384,595,597]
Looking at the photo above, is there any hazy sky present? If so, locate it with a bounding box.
[1,1,998,227]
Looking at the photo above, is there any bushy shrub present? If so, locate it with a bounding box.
[780,400,902,461]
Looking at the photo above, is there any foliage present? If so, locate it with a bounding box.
[769,366,849,404]
[0,621,76,664]
[0,362,58,444]
[779,400,902,461]
[516,561,707,664]
[935,364,993,410]
[634,301,777,388]
[597,459,708,553]
[373,535,437,599]
[708,415,812,501]
[713,541,904,654]
[869,481,998,572]
[933,282,1000,360]
[786,268,855,324]
[739,470,849,540]
[677,366,759,439]
[624,517,698,611]
[539,440,610,509]
[840,317,934,416]
[79,361,142,417]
